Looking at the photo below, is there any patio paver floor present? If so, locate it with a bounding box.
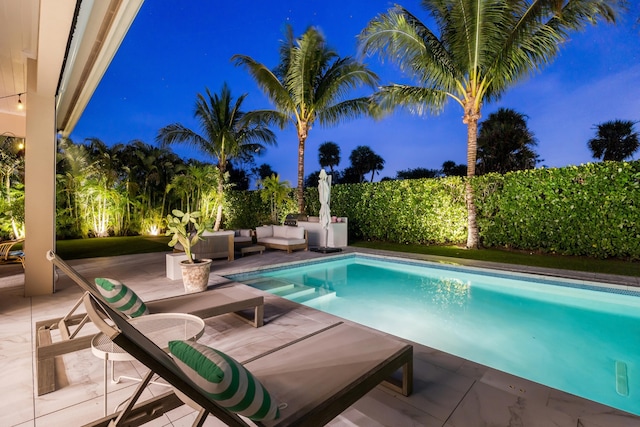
[1,247,638,426]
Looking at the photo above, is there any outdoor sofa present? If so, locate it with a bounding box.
[255,225,308,253]
[233,229,254,249]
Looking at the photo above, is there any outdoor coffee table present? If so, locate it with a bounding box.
[91,312,205,415]
[240,244,265,257]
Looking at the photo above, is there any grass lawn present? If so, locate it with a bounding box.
[53,236,639,278]
[56,236,171,260]
[352,240,640,278]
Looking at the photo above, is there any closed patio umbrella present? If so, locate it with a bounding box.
[314,169,341,253]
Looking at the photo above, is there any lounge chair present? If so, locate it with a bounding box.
[35,251,264,396]
[80,284,413,426]
[0,238,24,267]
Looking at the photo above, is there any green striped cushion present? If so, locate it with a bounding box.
[169,340,280,421]
[94,278,149,318]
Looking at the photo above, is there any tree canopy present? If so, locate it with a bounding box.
[587,119,640,161]
[476,108,541,175]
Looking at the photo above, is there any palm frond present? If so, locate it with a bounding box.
[156,124,208,150]
[360,5,459,92]
[315,97,374,126]
[242,110,292,130]
[286,27,337,115]
[232,54,295,112]
[314,57,379,109]
[374,84,451,116]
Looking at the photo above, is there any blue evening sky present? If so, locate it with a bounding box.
[70,1,640,186]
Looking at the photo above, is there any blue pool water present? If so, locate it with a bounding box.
[227,254,640,415]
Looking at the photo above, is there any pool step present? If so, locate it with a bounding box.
[245,278,296,295]
[291,287,336,304]
[278,286,317,300]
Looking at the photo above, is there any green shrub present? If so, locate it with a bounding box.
[474,161,640,258]
[222,160,640,259]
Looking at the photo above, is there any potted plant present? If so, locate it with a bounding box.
[166,209,213,293]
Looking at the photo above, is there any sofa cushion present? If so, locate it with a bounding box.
[255,226,273,240]
[239,229,251,237]
[202,230,234,237]
[258,237,307,246]
[272,225,288,238]
[286,226,304,240]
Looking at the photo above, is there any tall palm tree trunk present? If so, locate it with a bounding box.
[214,168,224,231]
[296,122,309,213]
[464,98,481,249]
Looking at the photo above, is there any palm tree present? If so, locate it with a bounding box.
[476,108,541,175]
[157,83,276,230]
[318,141,341,173]
[360,0,620,248]
[349,145,385,183]
[233,25,379,213]
[587,119,640,161]
[258,174,291,224]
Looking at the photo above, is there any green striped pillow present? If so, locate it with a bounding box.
[94,278,149,318]
[169,340,280,421]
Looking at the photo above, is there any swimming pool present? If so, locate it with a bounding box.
[227,254,640,415]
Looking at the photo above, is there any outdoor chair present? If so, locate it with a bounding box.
[36,251,264,396]
[80,283,413,427]
[0,238,24,267]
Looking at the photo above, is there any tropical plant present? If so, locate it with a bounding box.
[349,145,385,183]
[119,140,186,224]
[258,174,291,224]
[359,0,621,248]
[476,108,541,175]
[157,83,276,230]
[318,141,341,173]
[165,209,213,263]
[587,119,640,161]
[0,134,25,238]
[233,25,380,213]
[56,138,92,237]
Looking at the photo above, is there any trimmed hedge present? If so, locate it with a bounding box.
[473,161,640,258]
[223,160,640,259]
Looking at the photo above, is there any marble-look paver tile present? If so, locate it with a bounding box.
[547,388,640,427]
[0,350,34,427]
[444,380,577,427]
[344,387,444,426]
[578,412,640,427]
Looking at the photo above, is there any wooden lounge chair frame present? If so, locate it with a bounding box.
[0,238,24,267]
[36,251,264,396]
[81,288,413,427]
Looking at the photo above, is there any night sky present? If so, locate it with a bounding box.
[70,0,640,186]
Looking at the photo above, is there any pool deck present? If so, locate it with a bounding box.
[1,246,639,426]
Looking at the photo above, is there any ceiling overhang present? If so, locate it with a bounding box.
[0,0,144,138]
